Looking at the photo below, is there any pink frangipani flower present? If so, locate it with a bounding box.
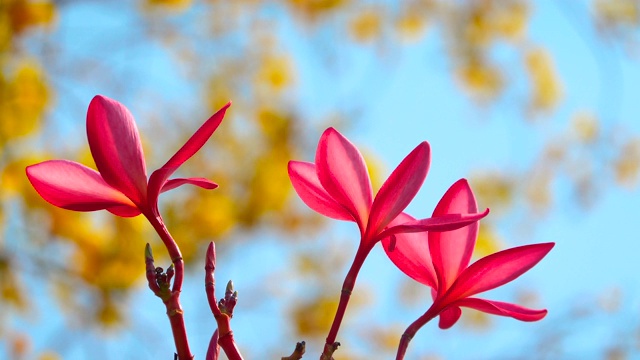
[25,95,231,360]
[26,95,230,220]
[288,127,489,253]
[383,179,554,359]
[287,127,490,356]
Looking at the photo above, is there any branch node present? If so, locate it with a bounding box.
[281,340,306,360]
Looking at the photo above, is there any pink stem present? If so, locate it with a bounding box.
[321,244,372,358]
[218,332,243,360]
[145,213,193,360]
[146,214,184,292]
[395,304,439,360]
[204,242,244,360]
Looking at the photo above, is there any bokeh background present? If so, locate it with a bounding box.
[1,0,639,359]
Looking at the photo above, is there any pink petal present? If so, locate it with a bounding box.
[376,209,489,241]
[382,213,437,289]
[86,95,148,206]
[438,306,462,329]
[315,128,373,233]
[366,142,430,240]
[446,243,555,301]
[26,160,138,213]
[429,179,479,295]
[161,177,218,193]
[161,102,230,172]
[288,161,353,221]
[455,298,548,322]
[107,205,142,217]
[147,102,230,209]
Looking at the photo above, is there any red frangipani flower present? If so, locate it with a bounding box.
[288,127,489,252]
[26,95,230,220]
[25,95,230,360]
[383,179,554,359]
[287,127,489,356]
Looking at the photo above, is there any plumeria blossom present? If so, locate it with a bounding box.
[26,95,231,360]
[288,127,490,252]
[288,127,490,357]
[383,179,554,359]
[26,95,230,220]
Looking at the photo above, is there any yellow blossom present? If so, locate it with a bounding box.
[350,10,381,42]
[525,48,561,111]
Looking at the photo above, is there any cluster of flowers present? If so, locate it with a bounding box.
[26,95,553,359]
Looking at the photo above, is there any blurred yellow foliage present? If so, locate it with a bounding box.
[463,4,494,46]
[396,12,427,42]
[6,0,55,34]
[292,295,339,337]
[1,1,638,357]
[166,191,237,249]
[287,0,346,18]
[96,296,122,327]
[492,1,528,40]
[0,63,49,142]
[595,0,639,26]
[257,55,294,91]
[462,1,528,46]
[146,0,192,10]
[366,324,403,353]
[525,171,552,213]
[350,10,381,42]
[460,308,491,331]
[474,224,503,259]
[457,59,503,99]
[525,48,561,111]
[361,148,384,193]
[614,138,640,187]
[572,111,599,143]
[470,171,514,213]
[38,351,61,360]
[398,277,430,308]
[0,257,27,310]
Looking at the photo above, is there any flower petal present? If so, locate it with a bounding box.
[429,179,479,295]
[438,306,462,329]
[366,141,430,240]
[86,95,148,205]
[382,213,437,289]
[107,205,142,217]
[288,161,353,221]
[161,177,218,193]
[160,102,230,172]
[26,160,138,212]
[376,209,489,240]
[315,128,373,233]
[455,298,548,322]
[446,243,555,301]
[147,102,230,209]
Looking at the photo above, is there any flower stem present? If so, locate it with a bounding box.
[321,244,372,359]
[145,214,193,360]
[395,304,439,360]
[204,242,244,360]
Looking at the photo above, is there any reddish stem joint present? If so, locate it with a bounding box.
[282,341,306,360]
[145,243,174,301]
[320,342,340,360]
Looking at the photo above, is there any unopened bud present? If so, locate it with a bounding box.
[145,243,154,261]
